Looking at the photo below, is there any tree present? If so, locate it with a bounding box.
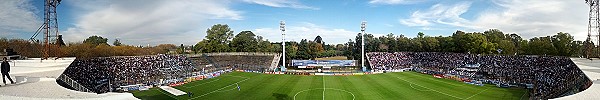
[113,39,123,46]
[551,32,574,56]
[83,35,108,46]
[196,24,234,52]
[465,33,496,54]
[452,31,468,52]
[344,39,355,60]
[423,36,440,52]
[496,40,516,54]
[483,29,506,43]
[508,34,524,54]
[308,41,324,59]
[297,39,311,59]
[230,31,258,52]
[525,36,557,55]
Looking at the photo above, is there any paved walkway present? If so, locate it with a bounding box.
[554,58,600,100]
[0,59,138,100]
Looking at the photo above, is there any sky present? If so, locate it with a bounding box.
[0,0,593,46]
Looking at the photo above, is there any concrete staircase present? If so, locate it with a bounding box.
[270,54,281,70]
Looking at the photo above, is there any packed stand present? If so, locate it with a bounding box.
[61,54,195,93]
[366,52,592,99]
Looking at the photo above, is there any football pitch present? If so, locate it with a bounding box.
[131,71,529,100]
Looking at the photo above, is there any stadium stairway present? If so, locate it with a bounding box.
[270,54,281,69]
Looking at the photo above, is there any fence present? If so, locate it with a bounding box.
[57,74,93,93]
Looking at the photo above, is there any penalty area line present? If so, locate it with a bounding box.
[395,76,464,100]
[464,87,490,100]
[187,75,250,100]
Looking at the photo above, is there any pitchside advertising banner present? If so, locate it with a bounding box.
[292,60,356,68]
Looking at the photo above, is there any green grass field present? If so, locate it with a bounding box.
[131,71,528,100]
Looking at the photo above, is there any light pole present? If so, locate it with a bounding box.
[280,21,286,69]
[361,21,366,71]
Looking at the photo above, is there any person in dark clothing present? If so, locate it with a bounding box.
[1,57,15,85]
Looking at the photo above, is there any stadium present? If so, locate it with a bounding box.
[3,0,600,100]
[1,52,600,100]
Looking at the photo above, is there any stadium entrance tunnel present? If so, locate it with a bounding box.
[293,88,355,100]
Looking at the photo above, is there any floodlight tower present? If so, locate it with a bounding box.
[280,21,286,68]
[30,0,62,59]
[586,0,600,58]
[361,21,366,69]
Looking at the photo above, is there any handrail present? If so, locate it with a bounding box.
[58,74,94,93]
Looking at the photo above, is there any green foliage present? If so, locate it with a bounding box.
[83,35,108,46]
[230,31,258,52]
[196,24,234,52]
[343,29,589,58]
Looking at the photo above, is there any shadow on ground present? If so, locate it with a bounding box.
[272,93,289,100]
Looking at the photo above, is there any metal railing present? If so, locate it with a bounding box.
[57,74,93,93]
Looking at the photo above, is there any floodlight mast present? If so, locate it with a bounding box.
[30,0,62,60]
[280,21,286,69]
[586,0,600,58]
[361,21,366,71]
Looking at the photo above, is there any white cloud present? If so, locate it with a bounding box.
[369,0,425,5]
[0,0,41,37]
[472,0,588,41]
[243,0,319,10]
[400,0,590,41]
[399,2,473,28]
[252,22,358,44]
[61,0,243,45]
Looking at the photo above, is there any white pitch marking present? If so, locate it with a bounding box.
[188,75,250,100]
[395,76,464,99]
[465,87,490,100]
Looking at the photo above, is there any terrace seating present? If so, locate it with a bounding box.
[60,55,195,93]
[366,52,592,99]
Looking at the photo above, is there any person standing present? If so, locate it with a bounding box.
[2,57,15,85]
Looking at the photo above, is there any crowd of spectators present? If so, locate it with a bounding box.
[61,54,195,93]
[367,52,591,99]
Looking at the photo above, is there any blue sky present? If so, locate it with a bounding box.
[0,0,591,45]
